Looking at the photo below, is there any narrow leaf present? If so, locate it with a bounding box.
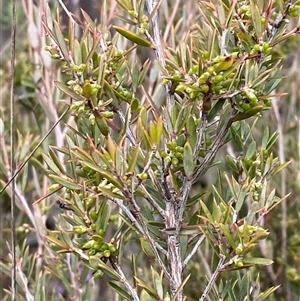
[42,154,61,175]
[109,282,132,300]
[54,81,86,102]
[45,235,70,249]
[49,146,66,174]
[242,257,273,266]
[49,174,82,190]
[53,20,69,59]
[183,142,194,179]
[127,144,141,173]
[113,26,153,47]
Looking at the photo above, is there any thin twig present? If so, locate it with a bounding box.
[11,256,34,301]
[109,255,141,301]
[163,0,181,42]
[177,178,192,233]
[116,108,137,146]
[140,185,165,218]
[193,112,208,161]
[192,110,239,182]
[112,198,168,257]
[0,107,70,195]
[134,147,156,189]
[116,109,165,218]
[272,96,287,263]
[178,110,238,239]
[127,193,170,279]
[182,235,205,268]
[199,255,233,301]
[10,0,17,299]
[145,0,173,109]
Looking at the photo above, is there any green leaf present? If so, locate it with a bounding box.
[109,282,133,300]
[149,120,157,146]
[61,230,74,247]
[199,201,214,223]
[127,145,141,173]
[113,26,153,47]
[256,286,280,300]
[142,126,153,151]
[261,127,269,149]
[132,60,140,91]
[156,116,163,145]
[250,2,262,39]
[266,132,278,150]
[89,256,121,281]
[73,39,82,65]
[169,169,181,193]
[245,141,256,160]
[96,199,112,232]
[138,59,151,86]
[115,146,123,176]
[265,77,282,94]
[49,146,66,174]
[140,237,156,260]
[220,223,237,250]
[97,185,124,199]
[81,9,97,30]
[116,0,133,11]
[117,108,131,143]
[233,106,265,122]
[135,276,160,299]
[273,161,290,175]
[226,155,239,173]
[62,213,85,227]
[242,257,273,266]
[34,271,45,301]
[175,106,189,135]
[183,141,194,179]
[72,147,94,163]
[151,267,163,299]
[140,290,153,301]
[115,14,138,26]
[53,20,69,59]
[45,235,70,249]
[186,115,197,150]
[230,126,243,152]
[95,116,110,136]
[42,154,61,175]
[147,221,164,238]
[171,104,179,128]
[49,174,82,190]
[73,191,86,213]
[54,81,86,102]
[99,169,123,190]
[106,135,116,161]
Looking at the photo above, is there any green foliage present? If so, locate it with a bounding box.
[1,0,300,300]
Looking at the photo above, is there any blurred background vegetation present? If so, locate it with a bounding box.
[0,0,300,300]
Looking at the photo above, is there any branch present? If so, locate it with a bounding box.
[192,109,239,182]
[140,184,165,218]
[116,109,165,217]
[115,109,137,146]
[193,112,208,161]
[10,0,17,298]
[112,198,169,263]
[198,255,235,301]
[145,0,174,109]
[182,235,205,268]
[109,255,141,301]
[0,107,70,195]
[272,97,287,263]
